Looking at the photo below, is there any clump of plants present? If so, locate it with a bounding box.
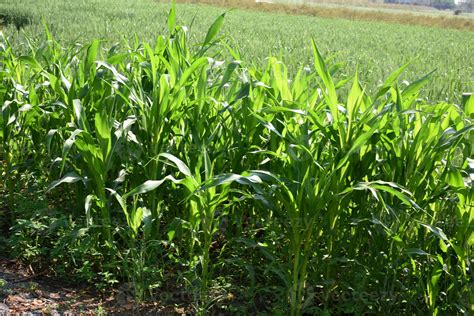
[0,4,472,314]
[0,8,33,31]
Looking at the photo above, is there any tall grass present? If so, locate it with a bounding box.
[0,6,472,314]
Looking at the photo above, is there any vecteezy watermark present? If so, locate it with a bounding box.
[300,284,409,309]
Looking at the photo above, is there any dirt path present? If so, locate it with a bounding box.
[0,258,114,314]
[0,258,184,315]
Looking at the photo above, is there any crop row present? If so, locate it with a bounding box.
[1,7,472,314]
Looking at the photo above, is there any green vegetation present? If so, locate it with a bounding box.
[0,0,473,102]
[183,0,474,30]
[0,0,473,314]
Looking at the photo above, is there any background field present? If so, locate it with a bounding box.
[0,0,473,102]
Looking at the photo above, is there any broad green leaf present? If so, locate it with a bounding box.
[270,57,292,101]
[402,69,435,98]
[73,99,88,131]
[177,57,208,88]
[311,38,338,121]
[123,175,182,199]
[85,39,100,74]
[47,172,83,192]
[374,61,411,100]
[462,93,473,118]
[202,13,225,48]
[336,126,377,170]
[19,56,43,71]
[159,153,192,177]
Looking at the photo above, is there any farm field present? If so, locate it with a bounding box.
[0,0,473,314]
[270,0,474,17]
[192,0,474,26]
[0,0,473,101]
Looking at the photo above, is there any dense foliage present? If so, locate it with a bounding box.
[1,4,473,315]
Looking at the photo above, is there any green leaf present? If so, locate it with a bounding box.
[430,266,443,287]
[311,38,338,121]
[84,194,95,226]
[19,56,43,71]
[401,69,435,98]
[167,1,176,34]
[177,57,208,88]
[94,111,111,142]
[218,60,240,91]
[131,207,145,235]
[462,93,473,118]
[46,129,58,155]
[125,180,167,198]
[374,61,411,100]
[270,57,292,101]
[448,169,464,189]
[202,13,225,48]
[73,99,88,131]
[159,153,192,177]
[421,223,448,241]
[47,172,83,192]
[85,39,100,74]
[336,126,377,170]
[123,175,182,199]
[346,70,362,119]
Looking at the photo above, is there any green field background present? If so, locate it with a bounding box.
[1,0,473,102]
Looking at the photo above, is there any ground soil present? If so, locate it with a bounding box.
[0,258,187,315]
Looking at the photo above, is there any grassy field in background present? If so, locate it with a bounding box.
[187,0,474,30]
[0,0,473,102]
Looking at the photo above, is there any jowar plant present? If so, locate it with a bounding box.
[0,5,472,315]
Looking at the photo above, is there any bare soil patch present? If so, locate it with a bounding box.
[0,258,185,315]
